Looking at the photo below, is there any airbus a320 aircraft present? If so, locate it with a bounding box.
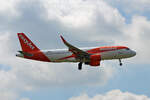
[16,33,136,70]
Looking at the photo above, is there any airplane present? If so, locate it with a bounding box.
[16,33,136,70]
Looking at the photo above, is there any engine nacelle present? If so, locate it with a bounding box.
[89,55,101,66]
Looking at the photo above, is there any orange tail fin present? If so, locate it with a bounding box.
[17,33,50,62]
[17,33,40,53]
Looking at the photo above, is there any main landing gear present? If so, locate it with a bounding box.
[78,62,83,70]
[119,59,123,66]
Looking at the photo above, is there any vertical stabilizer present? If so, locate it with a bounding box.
[17,33,39,52]
[17,33,50,62]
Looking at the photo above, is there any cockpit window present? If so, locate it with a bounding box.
[126,48,130,50]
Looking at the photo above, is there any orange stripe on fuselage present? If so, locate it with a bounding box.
[87,46,128,54]
[57,46,128,60]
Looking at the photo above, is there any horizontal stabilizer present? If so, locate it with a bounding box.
[18,51,33,57]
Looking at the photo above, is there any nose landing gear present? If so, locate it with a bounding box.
[78,62,83,70]
[119,59,123,66]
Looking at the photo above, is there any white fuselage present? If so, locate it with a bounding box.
[41,47,136,63]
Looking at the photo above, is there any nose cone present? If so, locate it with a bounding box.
[131,50,136,57]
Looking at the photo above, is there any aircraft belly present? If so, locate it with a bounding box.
[58,58,77,62]
[44,52,77,62]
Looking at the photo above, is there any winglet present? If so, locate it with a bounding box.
[60,35,67,44]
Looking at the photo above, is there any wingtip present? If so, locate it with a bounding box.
[60,35,63,39]
[60,35,63,38]
[60,35,66,43]
[17,32,24,35]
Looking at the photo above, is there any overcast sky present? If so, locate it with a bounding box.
[0,0,150,100]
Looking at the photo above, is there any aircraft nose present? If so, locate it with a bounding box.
[132,50,136,57]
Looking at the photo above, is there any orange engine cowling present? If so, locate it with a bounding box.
[89,55,101,66]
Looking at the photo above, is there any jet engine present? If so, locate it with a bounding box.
[85,55,101,66]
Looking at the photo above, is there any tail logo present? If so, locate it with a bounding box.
[19,34,35,50]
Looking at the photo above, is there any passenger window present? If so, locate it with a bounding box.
[126,48,130,50]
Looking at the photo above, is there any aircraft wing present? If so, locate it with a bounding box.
[60,35,90,60]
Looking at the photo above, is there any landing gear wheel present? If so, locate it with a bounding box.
[78,62,82,70]
[119,59,123,66]
[120,63,123,66]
